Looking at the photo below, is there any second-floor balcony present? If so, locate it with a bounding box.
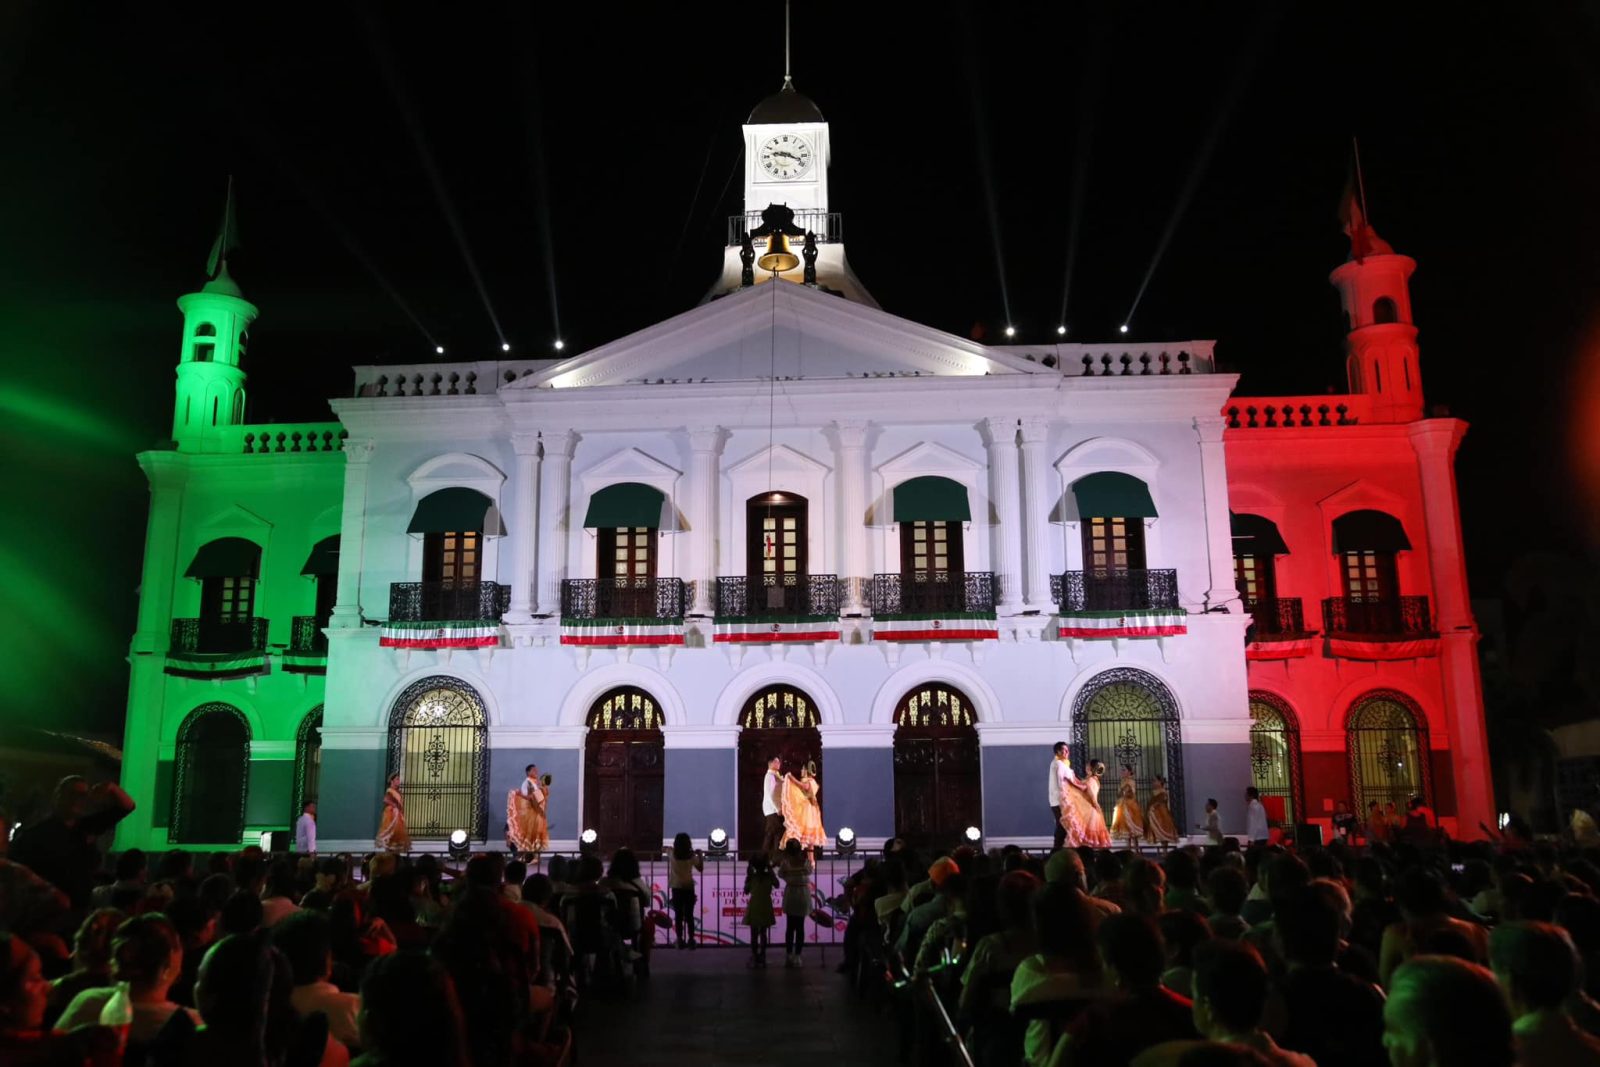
[388,581,510,623]
[1245,598,1311,640]
[170,616,269,656]
[285,615,329,673]
[1053,569,1180,613]
[1322,596,1435,638]
[869,571,997,616]
[715,574,840,618]
[561,577,685,620]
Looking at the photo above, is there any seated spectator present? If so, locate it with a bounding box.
[165,895,216,1009]
[1383,956,1515,1067]
[601,849,651,950]
[0,932,118,1066]
[56,913,199,1044]
[301,857,350,911]
[910,872,969,977]
[1242,853,1309,966]
[1046,849,1120,918]
[368,876,428,952]
[220,889,264,936]
[1123,858,1167,917]
[503,859,527,904]
[1379,866,1488,987]
[197,873,233,916]
[1158,910,1212,998]
[90,848,147,911]
[274,910,362,1051]
[1308,876,1377,983]
[1488,921,1600,1065]
[1347,856,1399,960]
[874,859,909,923]
[904,856,957,915]
[1053,912,1197,1067]
[329,892,396,992]
[521,874,574,994]
[898,864,963,963]
[962,870,1039,1065]
[1011,883,1105,1067]
[1092,853,1128,911]
[352,951,470,1067]
[1270,886,1386,1067]
[408,860,445,929]
[1132,940,1313,1067]
[261,861,303,928]
[156,850,197,890]
[433,887,547,1067]
[1206,866,1250,940]
[45,907,122,1027]
[1556,893,1600,1028]
[1162,851,1207,916]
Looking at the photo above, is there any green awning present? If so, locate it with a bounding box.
[1332,509,1411,553]
[893,476,971,523]
[1231,513,1289,556]
[300,535,341,576]
[407,488,505,536]
[184,537,262,579]
[583,482,666,528]
[1071,472,1158,519]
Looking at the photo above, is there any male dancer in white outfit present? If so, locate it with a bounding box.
[1049,741,1081,849]
[761,755,785,857]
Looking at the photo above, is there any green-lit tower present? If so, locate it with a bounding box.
[172,183,257,449]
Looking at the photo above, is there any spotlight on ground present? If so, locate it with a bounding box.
[579,827,599,857]
[707,827,729,858]
[1004,325,1017,338]
[448,828,470,859]
[501,342,511,352]
[963,825,983,848]
[554,339,566,351]
[1118,324,1129,334]
[1057,325,1067,336]
[836,826,857,856]
[435,345,446,355]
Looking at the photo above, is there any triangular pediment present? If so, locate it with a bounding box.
[576,447,682,488]
[508,282,1049,391]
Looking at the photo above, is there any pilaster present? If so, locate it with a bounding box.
[502,433,543,623]
[687,427,726,617]
[1195,416,1240,611]
[981,416,1025,615]
[1017,418,1054,609]
[330,439,373,628]
[834,421,871,614]
[535,430,577,615]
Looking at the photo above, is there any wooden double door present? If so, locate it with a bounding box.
[736,728,821,855]
[584,730,665,854]
[893,726,982,849]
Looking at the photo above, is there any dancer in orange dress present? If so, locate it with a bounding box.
[375,773,411,853]
[506,763,549,856]
[780,761,827,862]
[1110,765,1146,849]
[1061,757,1113,849]
[1144,775,1180,850]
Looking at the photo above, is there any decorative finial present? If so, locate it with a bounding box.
[204,175,242,288]
[783,0,792,90]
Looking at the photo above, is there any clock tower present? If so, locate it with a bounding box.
[742,78,830,224]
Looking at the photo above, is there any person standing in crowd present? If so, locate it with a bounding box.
[9,776,135,914]
[1488,921,1600,1065]
[351,951,470,1067]
[1144,776,1180,850]
[90,848,146,911]
[1049,741,1074,849]
[375,774,409,854]
[1383,956,1516,1067]
[1111,766,1147,850]
[743,853,776,968]
[1054,912,1198,1067]
[274,910,363,1053]
[1198,798,1224,845]
[668,833,703,950]
[1244,787,1270,845]
[1366,800,1387,844]
[0,932,118,1065]
[778,839,812,968]
[295,802,317,854]
[760,755,785,859]
[46,908,123,1026]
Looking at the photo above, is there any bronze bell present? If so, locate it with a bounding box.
[756,230,800,274]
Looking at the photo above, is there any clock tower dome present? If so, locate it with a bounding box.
[742,78,830,223]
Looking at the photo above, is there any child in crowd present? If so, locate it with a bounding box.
[1200,797,1224,845]
[743,853,776,967]
[668,832,703,950]
[778,839,812,968]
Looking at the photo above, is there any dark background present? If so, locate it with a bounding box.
[4,2,1599,736]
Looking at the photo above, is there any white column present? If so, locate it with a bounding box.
[330,439,375,628]
[502,432,543,623]
[687,427,724,616]
[1017,418,1055,609]
[535,430,577,615]
[834,421,870,614]
[1410,419,1494,838]
[981,416,1025,614]
[1195,416,1239,611]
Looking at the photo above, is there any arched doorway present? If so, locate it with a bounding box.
[171,703,250,844]
[736,685,822,854]
[292,706,323,825]
[1248,692,1303,825]
[387,677,489,841]
[583,687,665,853]
[1347,690,1430,814]
[1070,668,1184,827]
[892,683,982,849]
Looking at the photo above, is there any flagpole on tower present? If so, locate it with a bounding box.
[783,0,792,89]
[1352,136,1370,227]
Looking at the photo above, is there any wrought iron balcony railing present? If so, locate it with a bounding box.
[1321,596,1435,637]
[727,209,843,246]
[868,571,997,615]
[1051,569,1180,612]
[1245,597,1309,639]
[715,574,840,618]
[170,616,269,655]
[388,581,510,623]
[289,615,329,655]
[561,577,685,620]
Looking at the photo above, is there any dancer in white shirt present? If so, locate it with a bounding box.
[1048,741,1076,849]
[294,801,317,854]
[507,763,549,855]
[760,756,785,858]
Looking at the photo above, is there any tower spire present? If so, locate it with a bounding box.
[783,0,793,90]
[203,176,242,294]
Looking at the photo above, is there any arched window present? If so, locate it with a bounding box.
[292,707,323,824]
[387,677,489,840]
[1248,693,1303,825]
[737,684,822,855]
[171,703,250,844]
[193,323,216,363]
[1347,691,1430,815]
[893,683,981,847]
[1373,296,1398,324]
[1330,510,1411,634]
[891,476,971,613]
[1071,668,1184,827]
[584,687,665,853]
[740,685,820,730]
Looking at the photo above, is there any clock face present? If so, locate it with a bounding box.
[759,134,813,179]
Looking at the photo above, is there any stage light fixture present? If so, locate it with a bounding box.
[963,825,983,847]
[707,827,729,857]
[501,342,511,352]
[448,828,470,859]
[258,831,274,851]
[435,345,446,355]
[1057,325,1067,336]
[835,826,856,856]
[1118,324,1129,334]
[1004,325,1016,337]
[554,339,566,351]
[579,827,599,857]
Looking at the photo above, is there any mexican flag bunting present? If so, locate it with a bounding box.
[1325,636,1439,661]
[872,613,999,642]
[560,617,685,646]
[713,616,841,644]
[379,621,501,649]
[1054,610,1187,639]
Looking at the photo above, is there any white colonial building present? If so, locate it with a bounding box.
[115,78,1491,854]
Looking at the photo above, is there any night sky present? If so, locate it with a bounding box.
[5,3,1599,735]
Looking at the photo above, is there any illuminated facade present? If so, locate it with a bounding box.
[115,80,1491,852]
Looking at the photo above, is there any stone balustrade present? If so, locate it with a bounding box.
[1223,394,1374,429]
[351,360,561,398]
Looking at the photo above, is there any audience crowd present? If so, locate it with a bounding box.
[6,774,1600,1067]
